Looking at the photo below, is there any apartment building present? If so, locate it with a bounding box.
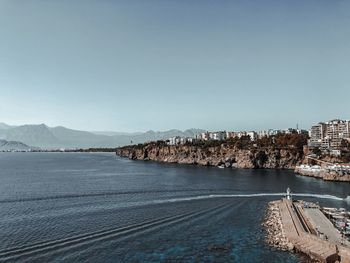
[308,119,350,149]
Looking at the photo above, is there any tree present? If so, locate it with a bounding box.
[340,139,350,150]
[312,147,322,156]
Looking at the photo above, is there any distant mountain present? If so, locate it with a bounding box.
[105,129,205,146]
[92,131,143,136]
[5,124,59,148]
[0,123,204,149]
[117,129,204,143]
[0,139,35,151]
[0,123,15,139]
[0,123,14,130]
[49,126,117,148]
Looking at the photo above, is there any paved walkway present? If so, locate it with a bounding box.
[303,208,344,244]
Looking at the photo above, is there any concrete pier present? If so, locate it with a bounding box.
[277,198,350,263]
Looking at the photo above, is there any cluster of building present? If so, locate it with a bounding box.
[0,149,33,152]
[308,119,350,150]
[167,128,307,146]
[167,119,350,150]
[167,136,197,146]
[193,131,258,141]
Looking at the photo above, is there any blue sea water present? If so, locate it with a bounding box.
[0,152,349,262]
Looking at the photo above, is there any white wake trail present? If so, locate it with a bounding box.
[292,193,344,201]
[147,192,347,205]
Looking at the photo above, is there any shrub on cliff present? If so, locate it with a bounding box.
[234,135,253,149]
[312,147,322,156]
[274,133,308,149]
[256,136,273,148]
[203,140,222,148]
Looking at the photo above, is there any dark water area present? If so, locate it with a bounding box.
[0,152,349,262]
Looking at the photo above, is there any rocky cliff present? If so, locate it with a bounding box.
[116,142,304,169]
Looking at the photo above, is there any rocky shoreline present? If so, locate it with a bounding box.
[116,143,303,169]
[116,141,350,182]
[263,201,291,251]
[294,167,350,182]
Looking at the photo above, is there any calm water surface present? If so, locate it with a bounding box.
[0,152,349,262]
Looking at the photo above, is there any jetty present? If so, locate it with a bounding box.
[266,189,350,262]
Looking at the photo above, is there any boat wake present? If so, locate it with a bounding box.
[148,192,346,204]
[0,202,231,261]
[0,190,346,205]
[292,193,344,201]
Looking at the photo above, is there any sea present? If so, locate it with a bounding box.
[0,152,349,263]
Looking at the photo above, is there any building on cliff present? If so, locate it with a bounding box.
[195,131,228,141]
[257,128,308,139]
[308,119,350,149]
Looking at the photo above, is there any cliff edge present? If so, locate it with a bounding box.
[116,140,304,169]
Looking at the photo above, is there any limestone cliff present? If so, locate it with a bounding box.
[116,142,304,169]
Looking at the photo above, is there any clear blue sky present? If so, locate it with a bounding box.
[0,0,349,132]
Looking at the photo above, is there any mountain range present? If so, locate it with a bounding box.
[0,139,35,152]
[0,123,204,149]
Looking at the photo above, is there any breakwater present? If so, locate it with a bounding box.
[263,200,290,250]
[264,198,350,262]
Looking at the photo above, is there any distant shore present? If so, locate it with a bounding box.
[0,148,118,153]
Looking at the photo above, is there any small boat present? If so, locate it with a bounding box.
[218,164,225,169]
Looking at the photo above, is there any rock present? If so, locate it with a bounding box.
[116,144,303,170]
[263,201,289,251]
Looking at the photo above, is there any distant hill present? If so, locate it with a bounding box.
[0,123,15,139]
[0,123,204,149]
[92,131,143,136]
[0,139,35,151]
[5,124,58,148]
[0,123,14,130]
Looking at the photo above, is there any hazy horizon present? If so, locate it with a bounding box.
[1,0,349,132]
[1,118,349,134]
[0,121,206,133]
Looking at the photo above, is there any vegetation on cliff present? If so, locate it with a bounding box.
[116,133,308,169]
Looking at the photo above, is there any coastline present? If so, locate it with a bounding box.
[116,143,350,182]
[116,143,303,169]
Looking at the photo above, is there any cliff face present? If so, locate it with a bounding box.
[116,143,304,169]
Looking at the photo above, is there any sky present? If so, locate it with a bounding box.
[0,0,349,132]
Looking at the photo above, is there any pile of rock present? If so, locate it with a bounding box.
[263,201,290,251]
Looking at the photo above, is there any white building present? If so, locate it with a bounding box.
[199,132,210,141]
[258,130,269,138]
[246,131,257,141]
[226,131,236,139]
[167,136,182,145]
[208,131,227,141]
